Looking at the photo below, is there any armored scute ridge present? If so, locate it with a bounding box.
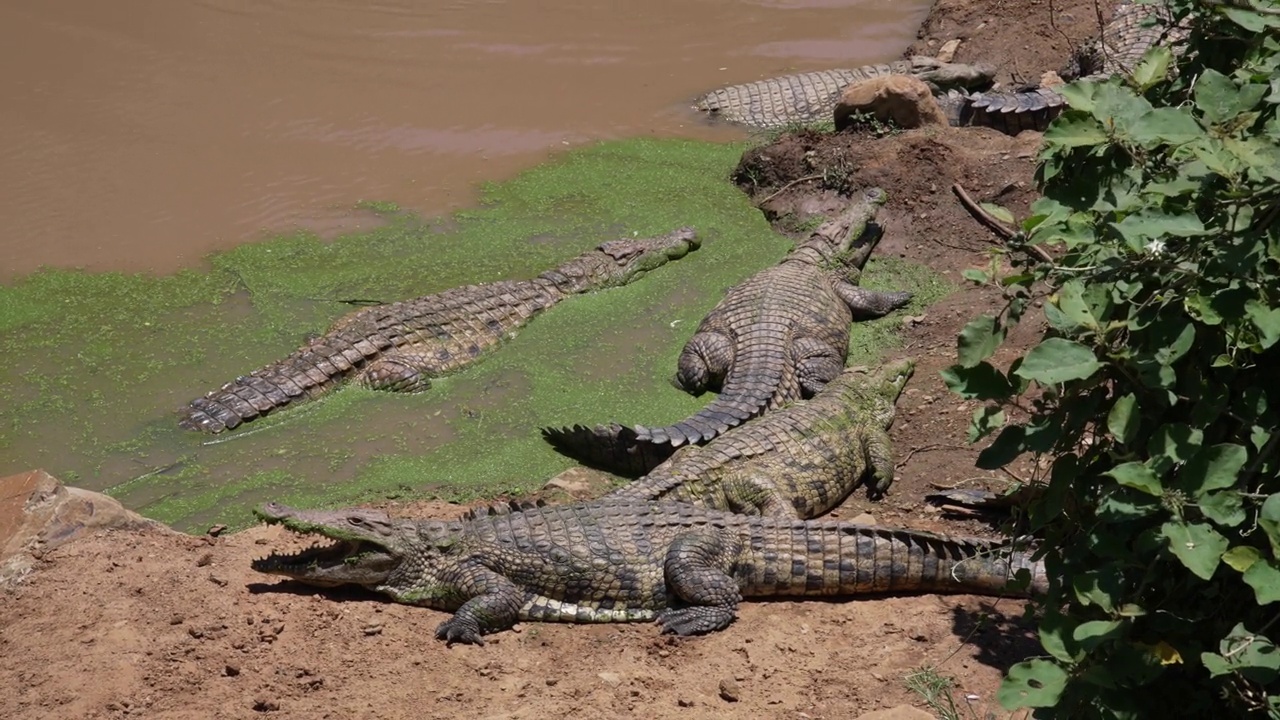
[252,499,1046,644]
[178,228,699,433]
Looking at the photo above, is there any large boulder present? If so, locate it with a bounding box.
[0,469,169,588]
[834,75,948,131]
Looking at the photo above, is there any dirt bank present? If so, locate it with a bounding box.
[0,1,1109,717]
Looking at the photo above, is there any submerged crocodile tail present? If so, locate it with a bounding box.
[742,523,1046,598]
[539,424,676,478]
[179,336,374,433]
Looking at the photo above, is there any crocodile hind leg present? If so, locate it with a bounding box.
[657,530,744,635]
[676,331,734,394]
[792,336,845,397]
[355,349,440,392]
[835,281,913,320]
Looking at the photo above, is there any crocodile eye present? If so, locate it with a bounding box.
[348,516,366,527]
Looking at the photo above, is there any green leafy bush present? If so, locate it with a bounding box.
[942,1,1280,715]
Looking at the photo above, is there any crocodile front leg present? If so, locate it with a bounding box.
[835,280,912,320]
[676,331,734,393]
[657,530,744,636]
[433,561,529,645]
[861,426,895,499]
[792,336,845,397]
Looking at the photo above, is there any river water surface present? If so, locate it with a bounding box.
[1,0,930,279]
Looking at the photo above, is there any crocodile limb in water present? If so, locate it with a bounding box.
[544,359,913,515]
[545,189,910,456]
[179,228,699,433]
[693,56,997,129]
[252,498,1046,644]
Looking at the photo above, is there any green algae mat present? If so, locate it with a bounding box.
[0,138,949,533]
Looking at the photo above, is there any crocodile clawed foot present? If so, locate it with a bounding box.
[435,617,486,646]
[656,606,736,636]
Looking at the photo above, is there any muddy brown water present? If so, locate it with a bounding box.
[1,0,929,280]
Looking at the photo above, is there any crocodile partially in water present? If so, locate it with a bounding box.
[697,1,1183,134]
[179,228,699,433]
[545,359,914,514]
[252,498,1046,644]
[544,189,911,453]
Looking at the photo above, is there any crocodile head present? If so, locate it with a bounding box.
[545,227,700,293]
[251,502,418,588]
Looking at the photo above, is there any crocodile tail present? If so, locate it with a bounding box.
[539,424,675,478]
[960,88,1066,134]
[743,523,1046,598]
[178,334,377,433]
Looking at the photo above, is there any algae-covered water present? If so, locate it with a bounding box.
[0,138,949,532]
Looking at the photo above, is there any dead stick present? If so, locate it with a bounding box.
[951,183,1055,264]
[756,174,822,207]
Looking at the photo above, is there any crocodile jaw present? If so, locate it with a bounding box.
[251,503,402,587]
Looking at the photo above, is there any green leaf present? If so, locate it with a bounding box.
[1261,495,1280,558]
[1184,292,1224,325]
[1198,491,1246,527]
[1225,137,1280,182]
[1107,393,1139,444]
[1043,113,1108,148]
[1220,5,1280,32]
[1058,82,1098,112]
[1148,424,1204,472]
[968,406,1007,443]
[1038,612,1082,663]
[1130,46,1173,91]
[980,202,1015,226]
[1053,280,1099,330]
[1161,521,1229,580]
[1014,338,1102,385]
[1180,444,1247,494]
[998,660,1068,710]
[1093,81,1154,129]
[976,425,1025,470]
[1244,560,1280,605]
[1195,69,1266,125]
[1247,299,1280,349]
[941,362,1014,400]
[961,268,989,284]
[1128,107,1206,147]
[1073,619,1126,651]
[1105,462,1162,496]
[1222,545,1262,572]
[956,314,1002,368]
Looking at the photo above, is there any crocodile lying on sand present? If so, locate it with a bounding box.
[959,0,1185,133]
[179,228,699,433]
[546,189,911,455]
[545,359,914,515]
[693,56,996,129]
[252,499,1046,644]
[698,2,1181,134]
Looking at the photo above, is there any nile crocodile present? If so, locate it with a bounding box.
[694,56,996,129]
[179,228,699,433]
[959,0,1185,133]
[252,498,1046,644]
[545,359,914,515]
[546,190,910,456]
[698,2,1182,134]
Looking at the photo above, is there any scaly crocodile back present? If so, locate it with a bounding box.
[179,279,562,433]
[634,262,835,447]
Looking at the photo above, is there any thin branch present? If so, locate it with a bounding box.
[755,174,822,207]
[952,183,1056,264]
